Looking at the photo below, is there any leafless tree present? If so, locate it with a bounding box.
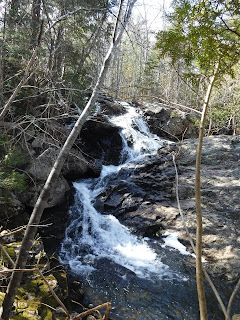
[0,1,137,319]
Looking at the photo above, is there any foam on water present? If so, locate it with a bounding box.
[161,232,207,263]
[162,232,192,256]
[60,179,171,279]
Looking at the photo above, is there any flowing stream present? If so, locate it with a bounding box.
[59,103,228,319]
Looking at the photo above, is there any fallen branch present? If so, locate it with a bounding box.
[35,267,70,319]
[0,244,15,268]
[227,278,240,320]
[0,226,27,239]
[140,94,202,115]
[0,69,37,121]
[71,303,111,320]
[0,268,36,273]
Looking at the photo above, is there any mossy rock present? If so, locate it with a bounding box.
[232,315,240,320]
[11,273,62,320]
[0,291,5,305]
[1,244,15,264]
[0,239,68,320]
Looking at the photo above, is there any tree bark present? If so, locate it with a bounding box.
[31,0,41,47]
[0,1,136,319]
[0,7,7,106]
[195,63,219,320]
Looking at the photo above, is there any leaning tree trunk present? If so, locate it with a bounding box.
[195,63,219,320]
[0,1,137,319]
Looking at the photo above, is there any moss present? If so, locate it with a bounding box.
[13,297,40,319]
[12,273,59,319]
[0,292,5,305]
[7,242,22,254]
[0,134,29,207]
[1,171,27,192]
[1,245,15,264]
[170,111,180,118]
[3,145,29,170]
[0,247,68,320]
[40,306,53,320]
[10,314,28,320]
[3,245,15,258]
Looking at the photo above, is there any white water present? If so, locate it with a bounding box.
[59,103,173,279]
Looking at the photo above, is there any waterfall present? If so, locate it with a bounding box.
[59,103,172,279]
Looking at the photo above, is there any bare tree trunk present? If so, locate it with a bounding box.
[0,1,136,319]
[154,60,162,96]
[114,42,122,99]
[0,6,7,106]
[31,0,41,47]
[195,63,219,320]
[8,0,20,27]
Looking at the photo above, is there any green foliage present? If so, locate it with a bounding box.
[0,0,114,116]
[155,0,240,76]
[0,135,28,196]
[3,145,28,170]
[154,0,240,133]
[207,72,240,133]
[0,171,27,192]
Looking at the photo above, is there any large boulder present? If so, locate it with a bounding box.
[79,114,123,166]
[97,96,126,116]
[143,102,199,140]
[19,111,124,208]
[23,148,70,208]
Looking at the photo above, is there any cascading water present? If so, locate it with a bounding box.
[60,103,172,279]
[59,103,226,320]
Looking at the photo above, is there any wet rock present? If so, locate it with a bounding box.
[39,199,73,253]
[93,133,240,280]
[79,114,123,166]
[94,153,177,237]
[62,149,101,180]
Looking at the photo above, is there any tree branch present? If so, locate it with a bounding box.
[220,17,240,38]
